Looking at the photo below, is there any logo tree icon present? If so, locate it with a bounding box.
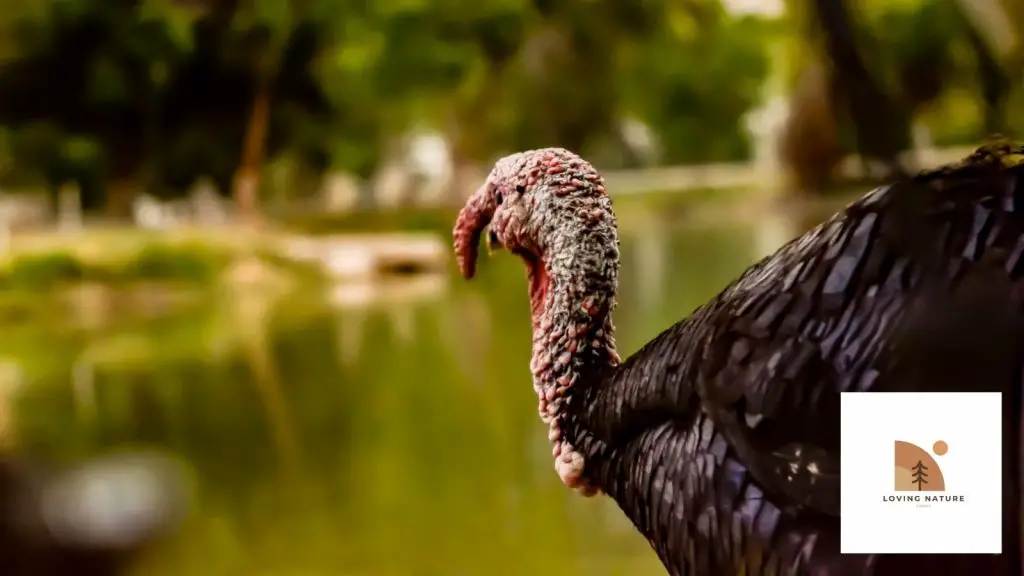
[911,460,929,490]
[893,440,947,491]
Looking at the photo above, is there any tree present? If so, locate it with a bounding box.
[810,0,911,178]
[779,0,1023,193]
[0,0,333,216]
[617,0,772,166]
[0,0,194,214]
[155,1,334,213]
[911,460,929,491]
[0,0,789,212]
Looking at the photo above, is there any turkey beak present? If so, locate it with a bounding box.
[485,227,502,256]
[453,183,496,279]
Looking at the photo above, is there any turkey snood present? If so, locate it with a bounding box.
[453,148,621,496]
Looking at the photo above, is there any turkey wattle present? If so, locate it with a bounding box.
[452,145,1022,574]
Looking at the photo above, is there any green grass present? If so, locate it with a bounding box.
[276,187,762,236]
[0,231,327,292]
[276,207,458,236]
[0,248,213,290]
[0,179,867,292]
[0,180,871,292]
[612,185,753,208]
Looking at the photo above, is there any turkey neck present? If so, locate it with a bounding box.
[528,226,621,463]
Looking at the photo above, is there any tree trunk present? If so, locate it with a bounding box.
[1003,0,1024,72]
[105,178,136,222]
[233,84,271,224]
[444,63,501,206]
[957,3,1012,135]
[810,0,911,177]
[778,62,844,195]
[970,28,1010,135]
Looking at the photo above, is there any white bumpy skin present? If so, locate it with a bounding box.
[453,147,622,496]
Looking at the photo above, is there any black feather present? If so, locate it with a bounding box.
[568,145,1024,574]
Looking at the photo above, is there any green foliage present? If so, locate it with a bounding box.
[0,0,332,203]
[2,252,87,288]
[0,238,326,291]
[280,207,459,236]
[621,9,772,163]
[0,0,784,206]
[785,0,1020,158]
[126,243,227,280]
[0,247,213,289]
[6,0,1013,204]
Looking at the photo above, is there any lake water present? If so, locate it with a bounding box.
[0,200,839,575]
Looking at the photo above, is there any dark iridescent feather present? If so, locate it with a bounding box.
[570,145,1024,574]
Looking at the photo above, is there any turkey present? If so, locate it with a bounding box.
[452,144,1024,575]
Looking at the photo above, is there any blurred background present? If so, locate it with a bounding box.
[0,0,1019,574]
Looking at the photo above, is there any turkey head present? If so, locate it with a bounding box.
[452,148,621,495]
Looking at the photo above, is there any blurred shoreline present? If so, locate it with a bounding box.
[0,144,979,238]
[0,143,977,296]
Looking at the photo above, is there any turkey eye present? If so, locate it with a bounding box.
[515,184,526,194]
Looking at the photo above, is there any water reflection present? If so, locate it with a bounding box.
[0,199,838,575]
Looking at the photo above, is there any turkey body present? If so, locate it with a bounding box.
[563,152,1024,574]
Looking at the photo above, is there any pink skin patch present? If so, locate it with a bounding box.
[523,253,597,496]
[453,184,494,280]
[453,148,620,498]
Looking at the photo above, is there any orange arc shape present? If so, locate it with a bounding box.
[894,440,945,491]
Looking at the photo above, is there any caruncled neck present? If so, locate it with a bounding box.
[527,231,621,485]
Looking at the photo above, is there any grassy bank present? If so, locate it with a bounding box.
[0,228,326,292]
[275,185,758,236]
[0,176,872,291]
